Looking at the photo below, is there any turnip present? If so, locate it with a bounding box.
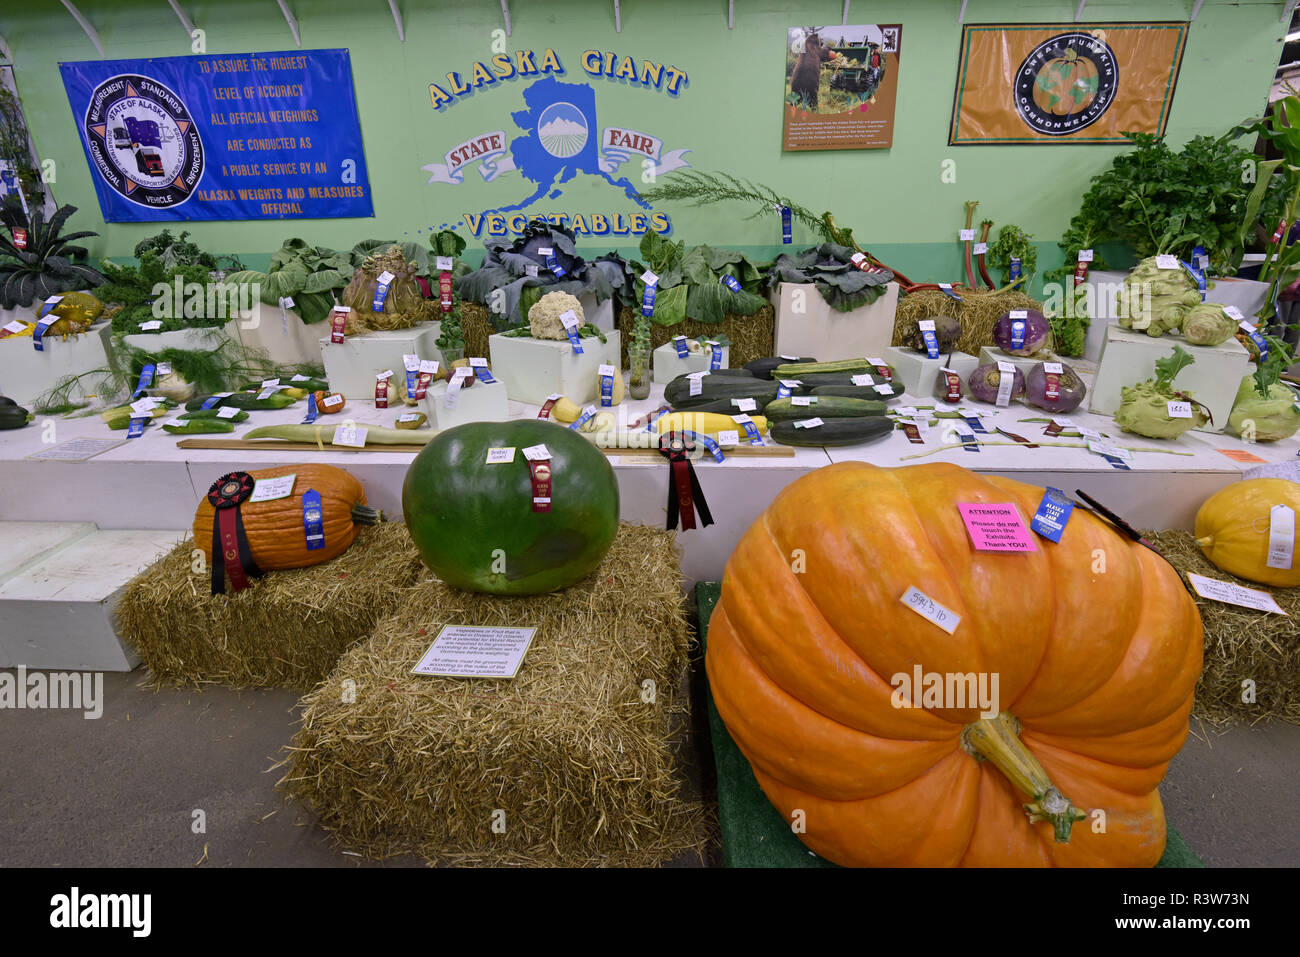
[992,309,1050,356]
[1024,361,1086,413]
[967,362,1025,406]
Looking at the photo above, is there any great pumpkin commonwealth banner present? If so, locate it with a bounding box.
[949,22,1188,145]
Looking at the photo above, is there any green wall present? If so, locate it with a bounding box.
[0,0,1289,292]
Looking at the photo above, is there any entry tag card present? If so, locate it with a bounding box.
[995,360,1016,407]
[332,424,368,448]
[1167,400,1193,419]
[1268,504,1295,570]
[716,430,741,447]
[411,624,539,679]
[900,586,961,635]
[1031,487,1074,543]
[1155,254,1180,270]
[1087,440,1132,470]
[217,405,241,420]
[250,473,296,502]
[1187,574,1288,616]
[938,283,962,301]
[777,379,800,398]
[560,310,583,353]
[687,371,707,397]
[958,502,1039,553]
[918,319,940,358]
[485,447,516,464]
[955,425,979,453]
[139,320,164,331]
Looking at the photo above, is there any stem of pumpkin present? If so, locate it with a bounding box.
[351,503,385,525]
[962,712,1087,843]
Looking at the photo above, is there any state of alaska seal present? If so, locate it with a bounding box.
[83,74,203,208]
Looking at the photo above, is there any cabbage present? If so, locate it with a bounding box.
[1181,303,1238,347]
[992,309,1050,356]
[1024,361,1086,413]
[1227,375,1300,442]
[967,362,1025,405]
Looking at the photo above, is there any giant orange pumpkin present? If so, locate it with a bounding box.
[193,464,380,570]
[706,462,1202,867]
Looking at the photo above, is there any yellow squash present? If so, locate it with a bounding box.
[655,411,769,438]
[1195,478,1300,587]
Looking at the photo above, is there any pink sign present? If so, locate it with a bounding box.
[957,503,1038,553]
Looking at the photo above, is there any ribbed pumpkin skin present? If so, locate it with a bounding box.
[1195,478,1300,587]
[193,464,366,570]
[706,462,1202,867]
[402,420,619,595]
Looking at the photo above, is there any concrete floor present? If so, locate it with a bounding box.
[0,666,1296,867]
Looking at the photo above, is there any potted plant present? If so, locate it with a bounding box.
[435,302,465,365]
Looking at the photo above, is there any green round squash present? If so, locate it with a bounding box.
[402,420,620,594]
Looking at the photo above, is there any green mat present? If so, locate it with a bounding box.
[695,582,1203,869]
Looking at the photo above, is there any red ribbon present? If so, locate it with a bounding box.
[439,271,453,313]
[1045,371,1060,402]
[206,471,262,595]
[537,397,559,420]
[1073,260,1089,285]
[659,432,714,532]
[529,460,552,513]
[940,371,962,403]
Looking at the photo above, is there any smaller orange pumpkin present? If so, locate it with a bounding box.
[193,464,381,571]
[313,391,346,414]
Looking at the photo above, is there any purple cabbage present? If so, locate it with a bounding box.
[993,309,1050,356]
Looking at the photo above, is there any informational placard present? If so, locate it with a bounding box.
[59,49,373,221]
[411,624,538,679]
[957,502,1038,552]
[949,23,1188,145]
[25,437,128,462]
[783,24,901,151]
[1187,574,1287,616]
[249,473,295,502]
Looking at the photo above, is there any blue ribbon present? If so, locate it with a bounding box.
[302,490,325,550]
[738,419,762,445]
[131,363,156,400]
[641,282,657,318]
[1180,260,1207,302]
[569,408,595,431]
[127,415,148,438]
[473,364,497,384]
[547,254,567,278]
[600,372,614,407]
[372,279,391,312]
[32,317,55,352]
[1010,320,1026,351]
[684,430,725,463]
[922,329,940,359]
[565,324,584,354]
[776,381,795,398]
[1031,487,1074,543]
[301,392,319,424]
[673,336,689,358]
[720,275,743,293]
[963,415,988,434]
[780,206,792,244]
[201,395,224,410]
[709,342,722,370]
[1009,257,1022,283]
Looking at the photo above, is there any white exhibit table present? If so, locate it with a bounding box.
[0,370,1291,584]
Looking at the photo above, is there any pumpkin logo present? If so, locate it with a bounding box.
[1013,32,1118,136]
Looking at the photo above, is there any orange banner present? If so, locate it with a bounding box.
[949,22,1188,145]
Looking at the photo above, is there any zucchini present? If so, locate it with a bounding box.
[744,356,817,380]
[162,418,236,435]
[770,416,894,447]
[764,396,888,421]
[101,403,173,429]
[772,358,896,380]
[0,403,32,429]
[664,374,780,408]
[178,408,249,422]
[698,368,756,377]
[811,384,900,402]
[666,395,777,415]
[655,411,770,437]
[243,423,438,446]
[186,391,298,411]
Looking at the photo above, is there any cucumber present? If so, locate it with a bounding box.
[178,408,249,422]
[185,391,298,411]
[744,356,818,380]
[764,396,888,421]
[770,416,894,447]
[811,384,900,402]
[772,358,896,380]
[664,374,780,408]
[162,419,236,435]
[667,395,777,414]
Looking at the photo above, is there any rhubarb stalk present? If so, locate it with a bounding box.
[977,220,995,290]
[962,201,979,289]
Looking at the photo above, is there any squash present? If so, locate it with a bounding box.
[0,402,32,429]
[402,420,618,594]
[745,356,818,380]
[547,396,584,423]
[1195,479,1300,587]
[655,411,770,438]
[313,391,347,414]
[664,374,781,409]
[597,365,625,406]
[706,462,1202,866]
[193,464,381,571]
[769,417,893,447]
[763,396,887,421]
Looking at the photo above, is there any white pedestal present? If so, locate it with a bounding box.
[121,320,240,356]
[770,281,900,361]
[978,346,1067,379]
[319,324,444,399]
[579,294,615,334]
[1207,278,1270,320]
[423,378,510,429]
[1089,323,1250,433]
[652,341,729,384]
[0,526,184,671]
[885,345,979,398]
[234,306,329,367]
[0,320,113,408]
[487,330,621,405]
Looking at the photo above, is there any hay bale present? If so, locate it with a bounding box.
[617,305,774,369]
[1147,529,1300,725]
[459,302,496,362]
[278,523,713,866]
[892,288,1044,357]
[117,523,425,690]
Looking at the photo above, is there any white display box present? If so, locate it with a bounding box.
[770,281,901,361]
[319,324,443,399]
[884,345,980,399]
[978,346,1068,379]
[422,378,510,429]
[1088,323,1251,433]
[487,330,621,405]
[652,341,729,384]
[0,320,113,408]
[1085,269,1270,362]
[234,305,327,366]
[0,526,184,671]
[121,320,241,356]
[578,293,615,334]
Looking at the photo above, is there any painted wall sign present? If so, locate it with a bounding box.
[59,49,373,221]
[949,23,1188,145]
[420,49,691,237]
[784,24,902,151]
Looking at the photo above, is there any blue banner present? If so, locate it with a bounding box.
[59,49,373,222]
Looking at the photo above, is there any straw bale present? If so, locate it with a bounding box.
[893,288,1044,357]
